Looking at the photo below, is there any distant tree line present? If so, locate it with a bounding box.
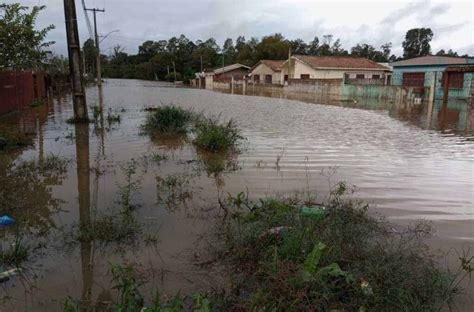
[99,28,470,82]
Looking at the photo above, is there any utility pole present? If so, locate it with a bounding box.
[173,61,177,82]
[85,7,105,87]
[64,0,88,120]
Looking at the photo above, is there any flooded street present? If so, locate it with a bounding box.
[1,79,473,310]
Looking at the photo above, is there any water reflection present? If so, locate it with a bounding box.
[220,86,474,136]
[74,122,93,309]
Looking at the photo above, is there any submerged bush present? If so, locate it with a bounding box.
[215,190,469,311]
[0,125,32,151]
[143,105,193,135]
[193,118,244,153]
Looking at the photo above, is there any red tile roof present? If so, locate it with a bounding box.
[294,55,389,70]
[392,56,471,67]
[259,60,286,71]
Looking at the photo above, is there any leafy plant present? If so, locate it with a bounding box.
[0,4,55,69]
[193,118,244,153]
[143,105,193,135]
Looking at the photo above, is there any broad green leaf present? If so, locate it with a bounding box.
[303,241,326,274]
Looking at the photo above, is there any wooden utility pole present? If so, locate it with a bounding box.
[85,7,105,87]
[173,61,177,81]
[64,0,88,120]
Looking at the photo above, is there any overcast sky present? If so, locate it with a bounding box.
[7,0,474,57]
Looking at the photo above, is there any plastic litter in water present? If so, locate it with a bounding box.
[0,215,15,227]
[300,205,326,218]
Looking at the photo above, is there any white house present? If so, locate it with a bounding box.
[249,60,286,85]
[280,55,391,84]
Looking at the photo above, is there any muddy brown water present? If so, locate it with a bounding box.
[0,79,473,311]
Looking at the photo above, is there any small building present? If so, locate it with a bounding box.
[391,56,474,101]
[280,55,390,84]
[201,63,250,89]
[249,60,286,85]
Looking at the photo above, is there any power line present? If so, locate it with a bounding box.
[81,0,94,39]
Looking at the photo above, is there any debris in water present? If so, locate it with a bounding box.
[0,215,15,227]
[0,268,20,283]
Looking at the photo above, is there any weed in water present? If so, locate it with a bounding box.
[0,235,29,267]
[0,125,33,151]
[143,105,193,135]
[193,118,244,153]
[156,173,193,210]
[213,189,471,311]
[90,105,102,121]
[65,117,91,124]
[107,111,121,125]
[29,98,45,107]
[150,152,168,164]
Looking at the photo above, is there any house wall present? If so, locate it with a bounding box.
[250,63,281,84]
[341,84,429,104]
[214,68,248,81]
[392,65,473,101]
[289,59,387,80]
[0,71,47,116]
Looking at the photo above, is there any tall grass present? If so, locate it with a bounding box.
[214,186,471,311]
[193,118,243,153]
[143,105,193,135]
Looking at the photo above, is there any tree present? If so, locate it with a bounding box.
[381,42,392,61]
[222,38,236,64]
[255,33,290,60]
[435,49,459,57]
[402,28,433,58]
[350,43,386,61]
[290,38,308,55]
[308,36,320,55]
[0,4,55,69]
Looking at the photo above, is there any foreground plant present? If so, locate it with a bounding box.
[62,263,213,311]
[214,186,471,311]
[143,105,193,135]
[193,118,244,153]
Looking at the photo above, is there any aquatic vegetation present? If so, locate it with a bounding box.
[156,172,193,210]
[0,125,33,151]
[61,263,215,311]
[193,118,244,153]
[65,116,91,124]
[90,104,101,120]
[150,151,168,164]
[212,187,470,311]
[29,98,45,107]
[0,235,29,267]
[143,105,194,135]
[107,111,121,124]
[0,156,65,232]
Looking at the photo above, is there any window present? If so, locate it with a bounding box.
[356,74,365,79]
[253,75,260,83]
[442,72,464,89]
[402,72,425,87]
[372,74,380,79]
[284,75,288,82]
[265,74,272,84]
[300,74,310,80]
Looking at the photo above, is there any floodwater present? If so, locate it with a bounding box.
[1,79,473,310]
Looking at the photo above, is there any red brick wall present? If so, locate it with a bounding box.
[0,71,46,115]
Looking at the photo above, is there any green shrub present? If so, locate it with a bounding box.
[193,118,243,153]
[0,125,32,151]
[143,105,193,135]
[215,191,469,311]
